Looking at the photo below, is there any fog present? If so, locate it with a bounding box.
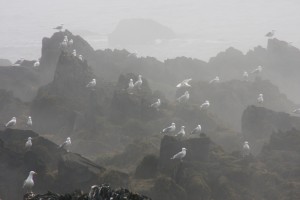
[1,0,300,61]
[1,1,300,199]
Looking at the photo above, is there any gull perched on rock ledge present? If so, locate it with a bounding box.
[176,78,192,88]
[161,122,176,134]
[23,171,37,192]
[171,148,187,162]
[5,117,16,128]
[150,99,161,111]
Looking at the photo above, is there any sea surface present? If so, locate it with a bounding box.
[1,0,300,62]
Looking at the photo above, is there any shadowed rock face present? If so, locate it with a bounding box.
[0,129,110,200]
[242,105,300,154]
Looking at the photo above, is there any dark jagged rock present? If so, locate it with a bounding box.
[24,184,151,200]
[0,66,41,101]
[242,105,300,154]
[108,18,175,45]
[0,129,109,200]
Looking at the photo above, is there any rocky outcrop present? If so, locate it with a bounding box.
[24,184,151,200]
[241,105,300,154]
[0,129,129,200]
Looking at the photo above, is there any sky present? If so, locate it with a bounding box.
[1,0,300,62]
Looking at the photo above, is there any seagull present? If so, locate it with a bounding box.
[23,171,37,192]
[209,76,220,84]
[200,100,210,110]
[161,123,176,134]
[292,108,300,114]
[59,137,71,152]
[78,55,83,61]
[127,79,134,94]
[176,78,192,88]
[176,91,189,103]
[54,24,64,31]
[150,99,161,111]
[25,137,32,150]
[33,61,40,68]
[68,39,73,46]
[190,124,201,135]
[170,148,187,162]
[257,94,264,104]
[5,117,16,128]
[27,116,32,127]
[86,79,96,88]
[134,75,143,89]
[265,30,275,38]
[64,35,68,42]
[60,40,68,49]
[242,141,250,157]
[243,71,249,81]
[72,49,77,57]
[251,66,262,74]
[175,126,185,137]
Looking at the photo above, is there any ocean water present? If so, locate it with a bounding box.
[0,0,300,62]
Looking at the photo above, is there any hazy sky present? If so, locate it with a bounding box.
[1,0,300,61]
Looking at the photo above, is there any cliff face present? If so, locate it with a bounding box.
[186,78,295,131]
[241,105,300,154]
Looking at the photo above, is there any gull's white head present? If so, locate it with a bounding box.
[197,125,201,128]
[67,137,71,141]
[12,117,16,120]
[205,100,209,103]
[171,122,175,126]
[182,148,187,151]
[244,141,249,144]
[181,126,185,129]
[138,75,142,79]
[28,116,31,119]
[28,137,32,140]
[29,171,37,176]
[157,99,161,103]
[92,79,96,82]
[259,94,263,97]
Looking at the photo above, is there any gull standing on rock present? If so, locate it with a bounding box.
[127,79,134,94]
[243,71,249,81]
[170,148,187,162]
[53,24,64,31]
[33,60,40,68]
[175,126,186,137]
[209,76,220,84]
[292,108,300,114]
[191,124,201,135]
[243,141,250,157]
[150,99,161,111]
[59,137,71,152]
[23,171,37,192]
[72,49,77,57]
[86,79,96,88]
[161,123,176,134]
[27,116,32,127]
[68,39,73,46]
[177,91,190,103]
[265,30,275,38]
[251,65,262,75]
[134,75,143,90]
[200,100,210,110]
[176,78,192,88]
[257,94,264,104]
[5,117,16,128]
[25,137,32,150]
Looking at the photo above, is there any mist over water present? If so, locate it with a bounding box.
[1,0,300,62]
